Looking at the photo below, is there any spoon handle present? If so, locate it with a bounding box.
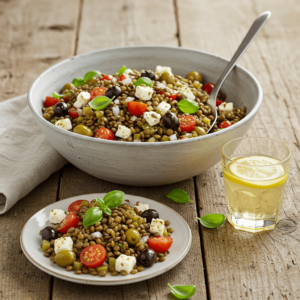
[207,11,271,108]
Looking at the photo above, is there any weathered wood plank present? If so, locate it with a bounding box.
[0,0,79,299]
[177,0,300,299]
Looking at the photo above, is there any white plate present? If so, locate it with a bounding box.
[20,193,192,285]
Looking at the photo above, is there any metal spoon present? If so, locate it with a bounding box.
[206,11,271,133]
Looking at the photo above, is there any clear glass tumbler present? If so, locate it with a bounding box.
[222,137,291,233]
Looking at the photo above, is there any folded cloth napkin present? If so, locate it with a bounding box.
[0,95,67,214]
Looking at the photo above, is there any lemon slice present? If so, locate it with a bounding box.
[229,156,284,181]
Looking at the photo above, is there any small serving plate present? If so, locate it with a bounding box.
[20,193,192,285]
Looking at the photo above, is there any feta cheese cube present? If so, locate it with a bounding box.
[124,68,133,75]
[169,134,177,141]
[156,66,172,74]
[55,118,72,131]
[116,125,132,139]
[179,86,195,101]
[121,78,132,85]
[130,116,137,121]
[115,254,136,273]
[156,101,171,114]
[54,237,73,254]
[74,92,91,108]
[144,111,161,126]
[125,97,135,103]
[150,219,165,236]
[135,85,154,101]
[134,203,149,212]
[218,102,233,115]
[91,231,102,239]
[49,209,66,224]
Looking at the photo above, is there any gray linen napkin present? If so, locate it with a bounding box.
[0,95,67,214]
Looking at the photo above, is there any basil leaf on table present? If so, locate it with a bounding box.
[196,214,225,229]
[117,66,127,76]
[167,189,194,204]
[83,207,103,227]
[103,190,125,209]
[177,99,199,114]
[89,96,114,110]
[72,77,85,87]
[134,77,153,88]
[84,70,101,83]
[168,283,196,299]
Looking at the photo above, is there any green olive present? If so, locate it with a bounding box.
[185,71,202,82]
[54,250,76,267]
[97,265,108,273]
[108,257,116,272]
[85,78,99,86]
[160,72,175,84]
[73,125,93,137]
[195,126,207,136]
[73,261,82,271]
[62,83,76,93]
[42,240,50,252]
[125,228,141,246]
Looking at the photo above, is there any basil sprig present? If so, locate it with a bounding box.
[134,77,153,88]
[82,191,125,227]
[196,214,225,229]
[52,91,71,99]
[177,99,199,114]
[72,77,85,87]
[168,283,196,299]
[89,96,115,111]
[117,66,127,77]
[167,189,194,204]
[72,70,101,87]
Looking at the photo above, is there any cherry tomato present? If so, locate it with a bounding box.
[94,128,114,140]
[178,115,197,133]
[90,87,107,100]
[80,244,106,268]
[119,73,127,81]
[63,95,69,101]
[147,236,173,253]
[202,83,215,95]
[127,101,148,116]
[158,91,178,100]
[216,99,223,107]
[218,121,234,129]
[68,200,89,213]
[68,108,79,119]
[44,96,60,107]
[100,75,112,81]
[57,212,79,233]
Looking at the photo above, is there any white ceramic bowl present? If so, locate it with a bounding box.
[28,46,263,186]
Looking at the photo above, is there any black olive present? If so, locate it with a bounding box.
[105,86,122,99]
[141,209,159,223]
[42,226,58,241]
[140,71,155,81]
[138,249,156,267]
[54,102,68,117]
[163,112,180,130]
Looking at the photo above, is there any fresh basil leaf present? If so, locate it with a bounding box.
[102,206,112,216]
[134,77,153,88]
[89,96,114,111]
[103,190,125,209]
[84,70,101,83]
[196,214,225,229]
[53,91,72,99]
[118,243,125,250]
[83,207,103,227]
[168,283,196,300]
[167,189,193,204]
[117,66,127,77]
[177,99,199,114]
[96,197,105,207]
[72,77,85,87]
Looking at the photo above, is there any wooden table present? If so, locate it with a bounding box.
[1,0,299,299]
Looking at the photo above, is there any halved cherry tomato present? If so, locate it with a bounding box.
[100,75,112,81]
[57,212,79,234]
[147,236,173,253]
[202,83,215,95]
[68,200,89,213]
[80,244,106,268]
[68,108,79,119]
[216,99,223,107]
[178,115,197,133]
[44,96,60,107]
[90,87,107,100]
[63,95,69,101]
[218,121,234,129]
[94,128,114,140]
[127,101,147,116]
[119,73,127,81]
[158,91,178,100]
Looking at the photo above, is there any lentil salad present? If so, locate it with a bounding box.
[42,66,247,142]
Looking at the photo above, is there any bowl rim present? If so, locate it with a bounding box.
[28,45,263,147]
